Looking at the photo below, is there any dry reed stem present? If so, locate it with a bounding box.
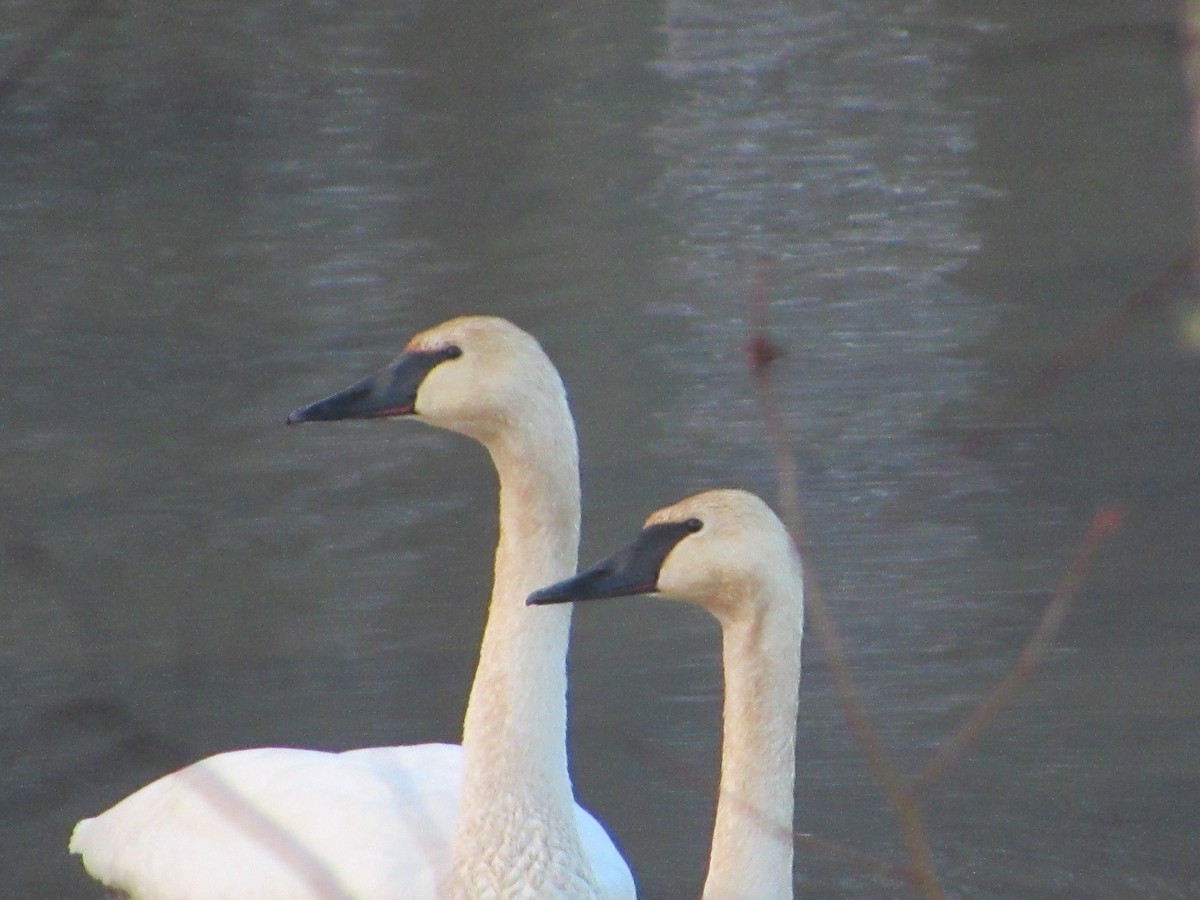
[961,254,1193,457]
[182,765,353,900]
[609,729,910,883]
[744,259,947,900]
[911,505,1124,793]
[0,0,104,106]
[745,254,1128,897]
[1183,1,1200,254]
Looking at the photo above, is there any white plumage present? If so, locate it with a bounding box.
[71,744,630,899]
[70,317,635,899]
[530,490,803,899]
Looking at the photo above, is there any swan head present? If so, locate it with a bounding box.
[287,316,566,444]
[528,489,798,621]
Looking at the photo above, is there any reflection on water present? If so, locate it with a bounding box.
[1,0,1196,897]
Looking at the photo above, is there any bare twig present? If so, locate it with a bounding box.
[179,765,355,900]
[961,254,1193,457]
[744,263,947,900]
[744,256,1129,898]
[1182,2,1200,253]
[45,694,351,898]
[911,505,1125,793]
[0,0,105,106]
[959,8,1198,456]
[610,730,909,884]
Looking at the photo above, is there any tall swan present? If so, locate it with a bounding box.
[529,489,803,900]
[70,316,635,899]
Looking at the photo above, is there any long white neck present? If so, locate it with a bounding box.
[703,564,803,900]
[448,389,598,896]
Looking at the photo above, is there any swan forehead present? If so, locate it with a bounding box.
[645,488,776,533]
[406,316,538,358]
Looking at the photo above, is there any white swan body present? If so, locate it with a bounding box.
[70,316,635,900]
[529,490,803,900]
[70,744,629,899]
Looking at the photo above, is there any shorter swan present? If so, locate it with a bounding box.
[69,316,634,899]
[529,489,803,900]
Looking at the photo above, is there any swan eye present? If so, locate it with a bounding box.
[442,345,463,360]
[684,518,703,533]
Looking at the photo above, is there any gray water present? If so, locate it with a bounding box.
[2,0,1197,897]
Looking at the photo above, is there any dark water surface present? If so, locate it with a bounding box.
[1,0,1196,897]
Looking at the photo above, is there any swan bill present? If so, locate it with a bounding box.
[286,346,460,424]
[527,520,699,606]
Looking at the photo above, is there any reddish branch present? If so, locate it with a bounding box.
[744,262,948,900]
[610,730,908,882]
[962,254,1193,457]
[0,1,105,106]
[183,766,352,900]
[744,260,1126,897]
[912,505,1124,792]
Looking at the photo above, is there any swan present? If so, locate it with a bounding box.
[69,316,636,900]
[529,489,803,900]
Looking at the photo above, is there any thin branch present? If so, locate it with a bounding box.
[744,262,947,900]
[911,505,1124,793]
[1182,1,1200,256]
[44,694,351,899]
[0,0,105,106]
[179,764,355,900]
[610,730,910,885]
[961,254,1193,457]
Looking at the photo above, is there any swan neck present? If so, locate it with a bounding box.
[703,570,802,900]
[451,396,597,894]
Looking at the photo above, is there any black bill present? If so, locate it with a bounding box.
[527,519,700,606]
[286,346,460,424]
